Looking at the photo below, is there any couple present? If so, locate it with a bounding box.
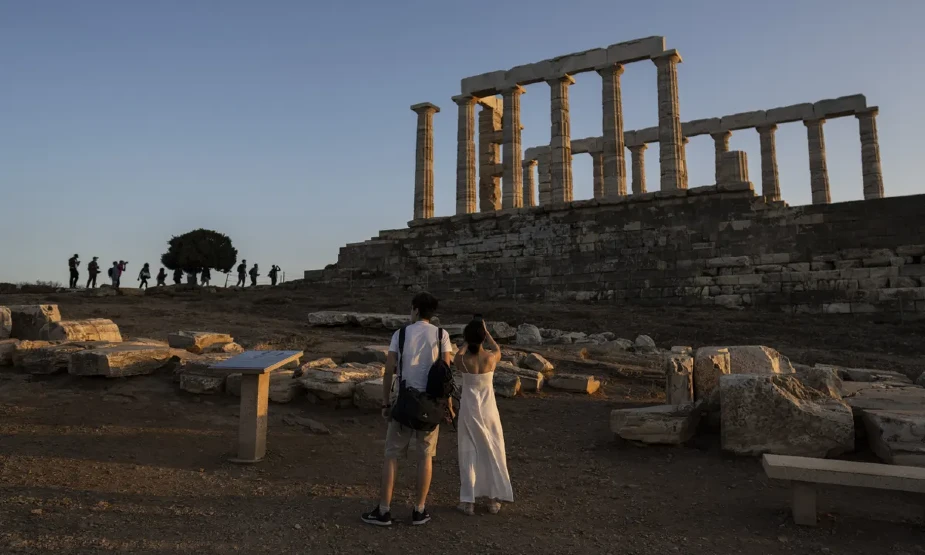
[361,292,514,526]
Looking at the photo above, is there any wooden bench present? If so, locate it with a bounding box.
[762,454,925,526]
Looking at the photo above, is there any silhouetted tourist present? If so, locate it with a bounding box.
[117,261,128,290]
[68,254,80,288]
[156,268,167,287]
[236,260,247,287]
[173,267,183,285]
[201,267,212,286]
[249,264,259,287]
[86,257,100,289]
[138,263,151,289]
[268,264,280,286]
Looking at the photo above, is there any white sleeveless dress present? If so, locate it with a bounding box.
[457,371,514,503]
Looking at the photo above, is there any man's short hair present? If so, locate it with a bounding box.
[412,292,439,320]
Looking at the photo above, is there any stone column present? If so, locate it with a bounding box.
[452,95,477,215]
[629,144,647,194]
[478,98,503,212]
[653,50,685,190]
[598,64,627,197]
[720,150,749,184]
[856,108,884,199]
[548,75,575,203]
[592,151,605,199]
[681,136,690,189]
[501,86,525,209]
[410,103,439,220]
[756,125,781,201]
[537,152,551,205]
[522,159,537,207]
[710,131,731,185]
[804,118,831,205]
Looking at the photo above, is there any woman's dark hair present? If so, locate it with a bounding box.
[464,319,486,354]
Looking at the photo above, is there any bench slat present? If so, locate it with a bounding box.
[763,454,925,494]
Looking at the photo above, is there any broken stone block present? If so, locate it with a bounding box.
[794,364,843,398]
[863,410,925,467]
[179,372,226,395]
[19,343,85,375]
[522,353,554,375]
[548,373,601,394]
[354,377,391,410]
[307,311,352,326]
[268,371,304,403]
[610,404,701,445]
[723,345,795,375]
[11,340,55,367]
[0,307,11,339]
[303,357,338,369]
[299,364,384,400]
[42,319,122,342]
[515,324,542,346]
[670,346,692,356]
[720,374,854,457]
[816,364,912,385]
[69,345,173,378]
[493,372,521,398]
[0,339,19,366]
[203,342,245,354]
[496,362,544,392]
[9,305,61,340]
[167,331,235,354]
[343,345,390,364]
[665,354,694,405]
[486,321,516,339]
[692,347,731,406]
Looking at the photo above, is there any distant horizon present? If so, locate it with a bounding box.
[3,0,923,284]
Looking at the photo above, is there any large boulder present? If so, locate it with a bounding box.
[167,331,235,354]
[665,355,694,405]
[343,345,390,364]
[548,373,601,394]
[720,374,854,458]
[486,321,516,340]
[69,345,172,378]
[493,372,521,398]
[515,324,542,346]
[0,307,11,339]
[862,410,925,467]
[0,339,19,366]
[9,305,61,340]
[610,404,701,445]
[42,319,122,342]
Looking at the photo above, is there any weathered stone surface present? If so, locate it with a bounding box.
[692,347,731,405]
[69,345,173,378]
[19,343,84,375]
[43,319,122,342]
[172,353,235,383]
[497,362,544,392]
[522,353,554,375]
[863,410,925,466]
[610,403,701,445]
[0,307,11,339]
[299,364,384,400]
[11,340,55,367]
[0,339,19,366]
[515,324,542,346]
[816,364,912,385]
[666,354,694,405]
[720,345,795,375]
[493,371,521,398]
[282,415,330,434]
[634,334,656,350]
[548,373,601,394]
[794,364,843,398]
[167,331,235,355]
[720,110,767,131]
[9,305,61,340]
[486,321,516,339]
[354,377,390,410]
[813,94,866,118]
[344,345,390,365]
[203,342,244,354]
[179,372,226,395]
[720,374,854,457]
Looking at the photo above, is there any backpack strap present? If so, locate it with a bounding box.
[437,327,445,359]
[397,325,407,382]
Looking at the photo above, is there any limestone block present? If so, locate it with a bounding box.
[302,357,338,371]
[354,377,393,410]
[610,404,701,445]
[204,342,245,354]
[522,353,554,375]
[493,371,521,398]
[343,345,390,364]
[299,364,384,400]
[666,354,694,405]
[693,346,731,406]
[496,362,544,392]
[486,321,516,339]
[460,70,506,96]
[606,36,665,63]
[307,311,352,326]
[515,324,543,346]
[179,372,226,395]
[815,364,911,385]
[720,110,767,131]
[69,345,173,378]
[0,339,19,366]
[167,331,235,354]
[11,340,54,367]
[43,319,122,342]
[267,371,304,403]
[171,353,235,383]
[548,373,601,394]
[794,365,843,398]
[9,305,61,340]
[766,103,814,124]
[720,374,854,457]
[682,118,721,136]
[863,410,925,467]
[813,94,866,118]
[0,307,11,339]
[19,343,84,375]
[634,127,659,144]
[715,345,795,375]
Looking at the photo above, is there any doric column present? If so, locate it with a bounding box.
[537,152,551,205]
[501,86,525,209]
[720,150,749,184]
[522,159,537,207]
[856,107,884,199]
[681,136,690,189]
[592,151,605,199]
[756,125,781,201]
[653,50,685,190]
[478,98,502,212]
[804,118,831,205]
[410,102,439,219]
[710,131,731,185]
[598,64,627,197]
[548,75,575,203]
[629,144,647,194]
[452,95,477,215]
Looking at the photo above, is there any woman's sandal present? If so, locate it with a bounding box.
[488,501,502,514]
[457,502,475,516]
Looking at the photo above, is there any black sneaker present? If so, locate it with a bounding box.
[411,507,431,526]
[361,506,392,526]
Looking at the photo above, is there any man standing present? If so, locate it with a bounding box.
[268,264,280,286]
[236,260,247,287]
[361,292,453,527]
[249,263,259,287]
[86,257,100,288]
[68,254,80,288]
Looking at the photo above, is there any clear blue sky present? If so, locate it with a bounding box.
[2,0,922,284]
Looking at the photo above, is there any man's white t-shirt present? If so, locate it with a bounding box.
[388,320,453,392]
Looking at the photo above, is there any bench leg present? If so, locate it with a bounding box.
[791,482,817,526]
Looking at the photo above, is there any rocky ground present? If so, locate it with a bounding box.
[1,284,924,554]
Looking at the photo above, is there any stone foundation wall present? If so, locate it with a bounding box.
[310,184,925,314]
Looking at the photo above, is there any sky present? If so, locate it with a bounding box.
[2,0,924,285]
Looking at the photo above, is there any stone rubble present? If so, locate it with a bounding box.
[548,373,601,394]
[307,311,411,330]
[167,331,235,355]
[610,403,701,445]
[515,324,543,346]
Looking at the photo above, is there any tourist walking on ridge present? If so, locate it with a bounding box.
[361,292,453,527]
[86,257,100,288]
[236,260,247,287]
[201,267,211,287]
[156,268,167,287]
[249,264,259,287]
[453,318,514,516]
[268,264,280,286]
[172,267,182,285]
[68,254,80,288]
[138,263,151,289]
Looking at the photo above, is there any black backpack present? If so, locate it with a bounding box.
[391,325,454,431]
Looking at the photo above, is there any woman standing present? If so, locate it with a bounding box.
[138,263,151,289]
[453,319,514,515]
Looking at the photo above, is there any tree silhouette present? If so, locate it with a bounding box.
[161,229,237,275]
